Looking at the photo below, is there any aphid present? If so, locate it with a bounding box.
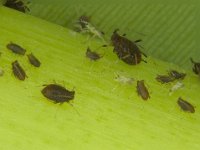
[7,42,26,55]
[168,70,186,80]
[78,15,91,30]
[156,75,175,83]
[4,0,30,13]
[12,60,27,80]
[111,29,147,65]
[136,80,150,100]
[41,84,75,104]
[27,53,41,67]
[75,15,105,42]
[169,82,184,95]
[114,74,134,84]
[177,97,195,113]
[86,47,102,61]
[190,58,200,75]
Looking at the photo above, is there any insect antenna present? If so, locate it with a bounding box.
[68,102,81,116]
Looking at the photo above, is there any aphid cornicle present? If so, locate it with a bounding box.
[86,47,102,61]
[168,70,186,80]
[41,84,75,104]
[136,80,150,100]
[4,0,30,13]
[156,75,175,83]
[111,29,147,65]
[12,60,27,81]
[27,53,41,67]
[7,42,26,55]
[190,58,200,75]
[177,97,195,113]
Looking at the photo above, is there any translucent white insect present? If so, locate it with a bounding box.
[169,82,184,95]
[114,74,134,84]
[75,16,106,43]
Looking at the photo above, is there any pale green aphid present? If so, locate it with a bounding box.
[76,18,106,43]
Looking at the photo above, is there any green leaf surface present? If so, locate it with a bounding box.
[0,5,199,150]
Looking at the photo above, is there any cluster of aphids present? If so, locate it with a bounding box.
[3,0,30,13]
[6,42,76,105]
[6,42,40,80]
[78,15,198,114]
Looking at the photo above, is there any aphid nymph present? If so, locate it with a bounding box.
[111,29,147,65]
[169,82,184,94]
[12,60,27,81]
[114,74,134,84]
[7,42,26,55]
[190,58,200,75]
[168,70,186,80]
[86,47,102,61]
[4,0,30,13]
[177,97,195,113]
[136,80,150,100]
[75,15,105,42]
[78,15,91,30]
[41,84,75,104]
[27,53,41,67]
[156,75,175,83]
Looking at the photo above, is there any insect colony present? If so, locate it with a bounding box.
[2,0,198,114]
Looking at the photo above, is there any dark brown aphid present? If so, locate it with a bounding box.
[168,70,186,80]
[41,84,75,104]
[156,75,175,83]
[12,60,27,80]
[7,42,26,55]
[4,0,30,13]
[78,15,91,30]
[136,80,150,100]
[27,53,41,67]
[177,97,195,113]
[86,47,102,61]
[190,58,200,75]
[111,29,147,65]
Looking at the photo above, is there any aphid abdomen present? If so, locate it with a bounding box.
[41,84,75,104]
[177,97,195,113]
[111,30,143,65]
[137,80,150,100]
[7,42,26,55]
[86,47,101,61]
[12,60,27,81]
[156,75,175,83]
[27,53,41,67]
